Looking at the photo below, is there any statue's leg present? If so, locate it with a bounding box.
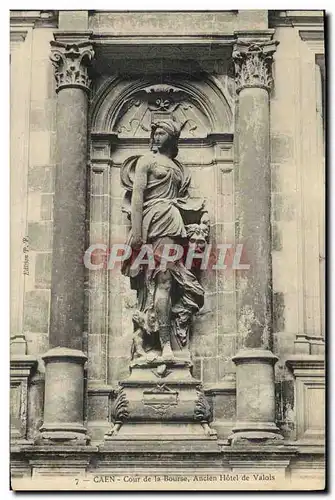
[155,269,174,359]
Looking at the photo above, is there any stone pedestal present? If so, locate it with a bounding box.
[10,356,37,443]
[228,349,282,443]
[40,348,89,443]
[39,39,94,444]
[286,355,325,442]
[102,360,217,450]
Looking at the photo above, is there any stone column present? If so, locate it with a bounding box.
[230,37,282,443]
[40,40,94,444]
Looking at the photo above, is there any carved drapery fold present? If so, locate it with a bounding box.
[233,40,278,94]
[50,41,94,93]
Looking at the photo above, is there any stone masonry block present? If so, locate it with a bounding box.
[218,292,236,331]
[30,99,56,133]
[25,331,49,357]
[191,357,202,380]
[191,332,218,358]
[49,131,57,164]
[271,163,297,193]
[29,131,51,166]
[217,194,234,223]
[28,165,55,193]
[218,333,236,358]
[28,222,53,251]
[90,194,110,223]
[218,358,235,378]
[110,167,124,198]
[219,169,234,196]
[27,192,41,221]
[271,134,294,163]
[108,356,130,384]
[23,291,50,333]
[193,293,217,337]
[217,267,235,292]
[271,192,297,222]
[40,194,53,220]
[203,357,219,383]
[34,252,52,289]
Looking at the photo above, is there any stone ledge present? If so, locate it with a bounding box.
[11,356,38,376]
[42,347,87,363]
[286,355,325,375]
[232,349,278,365]
[204,380,236,395]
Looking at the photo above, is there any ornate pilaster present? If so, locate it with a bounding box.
[230,35,282,444]
[233,40,278,94]
[40,38,94,445]
[50,41,94,93]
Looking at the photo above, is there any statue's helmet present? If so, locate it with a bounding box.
[150,118,181,140]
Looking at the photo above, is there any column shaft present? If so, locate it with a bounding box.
[50,89,88,350]
[237,87,271,349]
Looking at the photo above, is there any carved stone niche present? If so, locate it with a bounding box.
[113,84,211,138]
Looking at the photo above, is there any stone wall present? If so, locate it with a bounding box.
[270,25,325,439]
[24,27,57,364]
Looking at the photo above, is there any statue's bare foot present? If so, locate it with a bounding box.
[161,343,174,361]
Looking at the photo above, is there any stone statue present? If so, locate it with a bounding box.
[120,118,209,362]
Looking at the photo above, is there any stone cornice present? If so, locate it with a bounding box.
[50,40,95,93]
[233,37,279,94]
[299,29,325,55]
[10,28,28,44]
[10,10,58,28]
[54,30,93,45]
[269,10,324,28]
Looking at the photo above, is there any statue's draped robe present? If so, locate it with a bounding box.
[121,154,206,351]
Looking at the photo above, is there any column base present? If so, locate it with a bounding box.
[228,421,283,445]
[39,422,90,445]
[231,349,283,445]
[40,347,89,445]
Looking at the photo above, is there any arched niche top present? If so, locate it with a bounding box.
[91,75,234,138]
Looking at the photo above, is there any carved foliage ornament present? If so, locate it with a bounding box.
[112,387,129,422]
[50,41,94,93]
[194,386,212,422]
[233,40,279,94]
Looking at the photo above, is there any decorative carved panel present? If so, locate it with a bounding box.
[113,84,210,138]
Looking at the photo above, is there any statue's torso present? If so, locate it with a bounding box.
[145,152,182,188]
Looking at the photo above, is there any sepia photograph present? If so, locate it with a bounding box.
[9,8,326,491]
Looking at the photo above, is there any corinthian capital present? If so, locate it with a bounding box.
[50,41,94,93]
[233,40,279,94]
